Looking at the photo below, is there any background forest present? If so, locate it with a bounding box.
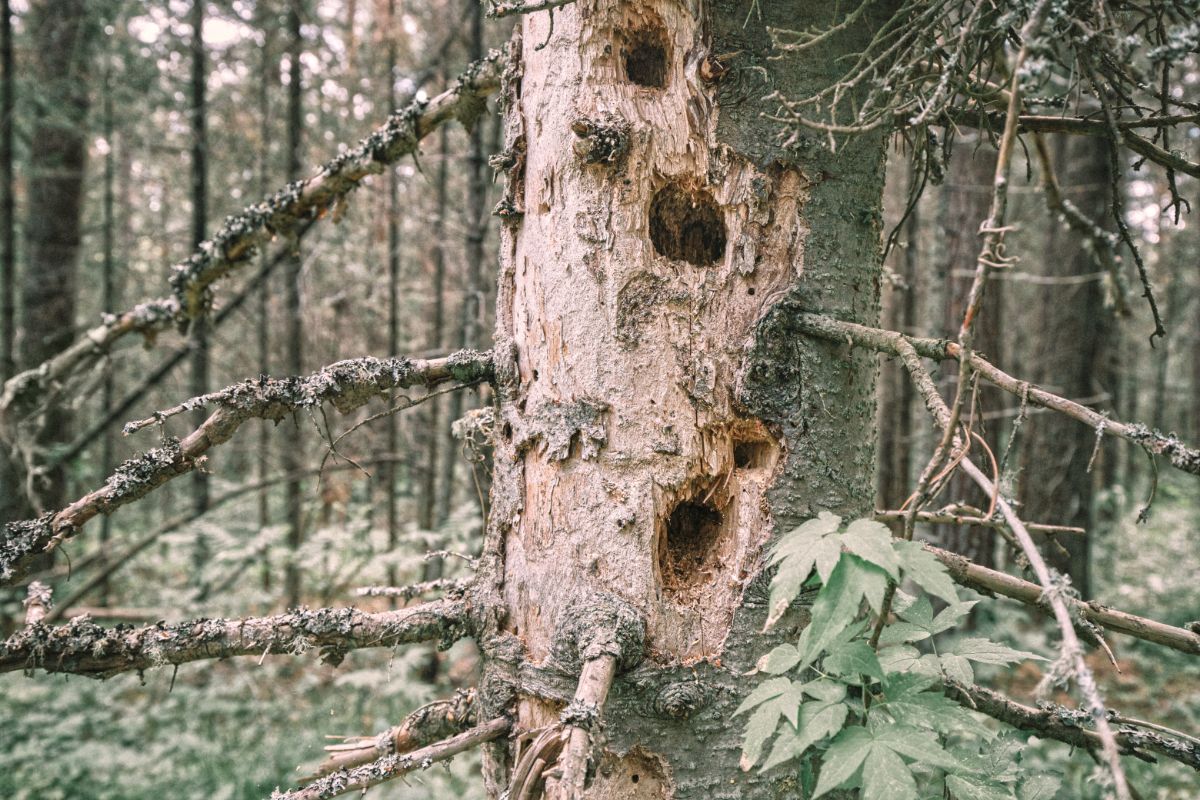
[0,0,1197,798]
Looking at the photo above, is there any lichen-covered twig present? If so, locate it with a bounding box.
[304,689,477,780]
[486,0,577,18]
[355,577,469,601]
[926,543,1200,657]
[0,597,469,677]
[796,313,1200,477]
[0,351,493,585]
[272,717,511,800]
[552,655,617,800]
[945,681,1200,773]
[0,51,503,430]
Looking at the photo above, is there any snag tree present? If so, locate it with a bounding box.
[3,1,1200,799]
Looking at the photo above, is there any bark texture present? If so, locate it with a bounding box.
[477,3,890,797]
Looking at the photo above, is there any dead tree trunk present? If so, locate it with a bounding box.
[475,4,890,797]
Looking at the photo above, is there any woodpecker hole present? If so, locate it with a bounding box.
[733,440,771,470]
[659,495,726,601]
[649,183,726,266]
[622,21,670,88]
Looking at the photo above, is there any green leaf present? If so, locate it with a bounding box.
[877,622,931,646]
[895,594,935,629]
[761,700,849,772]
[759,644,802,675]
[930,600,978,634]
[883,675,984,736]
[1017,774,1061,800]
[861,746,918,800]
[895,541,961,604]
[800,678,848,703]
[796,557,873,671]
[812,727,872,798]
[824,640,884,681]
[952,638,1045,666]
[872,725,961,771]
[765,513,843,630]
[734,676,791,717]
[740,700,783,771]
[877,645,922,674]
[841,518,901,579]
[939,653,974,684]
[947,773,1016,800]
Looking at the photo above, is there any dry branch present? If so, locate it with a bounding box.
[273,717,511,800]
[0,351,493,585]
[305,689,477,780]
[0,597,469,678]
[945,681,1200,772]
[795,313,1200,477]
[927,544,1200,657]
[0,51,503,430]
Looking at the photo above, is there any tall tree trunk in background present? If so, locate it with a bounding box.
[0,0,16,521]
[436,1,488,526]
[98,51,117,607]
[256,3,276,593]
[474,4,889,796]
[18,0,95,514]
[384,0,401,591]
[1017,135,1116,598]
[931,141,1001,568]
[188,0,211,580]
[0,0,13,385]
[283,0,305,608]
[417,125,448,535]
[876,161,919,512]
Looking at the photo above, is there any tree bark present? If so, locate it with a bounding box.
[283,0,306,607]
[17,0,95,515]
[931,141,1002,568]
[188,0,211,578]
[1017,135,1116,597]
[475,3,891,796]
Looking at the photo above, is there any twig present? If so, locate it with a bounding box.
[0,351,493,585]
[303,689,477,780]
[1,597,470,677]
[272,717,511,800]
[486,0,576,19]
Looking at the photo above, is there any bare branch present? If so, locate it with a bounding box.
[0,598,470,677]
[0,51,503,429]
[795,313,1200,477]
[927,543,1200,657]
[0,351,493,585]
[304,689,476,780]
[945,681,1200,773]
[486,0,577,19]
[273,717,511,800]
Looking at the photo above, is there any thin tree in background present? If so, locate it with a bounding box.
[283,0,305,607]
[188,0,210,578]
[97,41,118,607]
[257,2,275,589]
[384,0,401,591]
[0,0,16,523]
[0,0,13,386]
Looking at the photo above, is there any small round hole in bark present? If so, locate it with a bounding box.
[649,183,726,266]
[747,286,756,296]
[631,774,640,784]
[659,498,724,597]
[622,22,670,88]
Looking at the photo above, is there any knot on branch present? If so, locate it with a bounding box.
[559,699,601,729]
[551,591,644,673]
[653,681,708,720]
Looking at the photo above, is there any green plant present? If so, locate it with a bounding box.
[738,512,1058,799]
